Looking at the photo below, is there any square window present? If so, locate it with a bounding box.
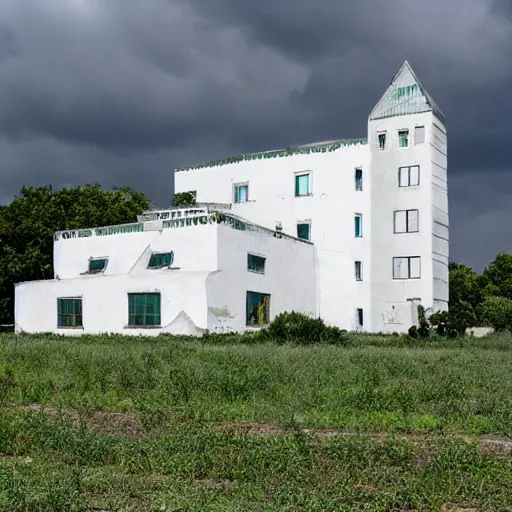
[128,293,161,326]
[398,129,409,148]
[378,133,386,151]
[355,168,363,191]
[415,126,425,145]
[398,166,420,187]
[148,252,174,269]
[394,210,419,233]
[355,261,362,281]
[234,184,248,203]
[246,291,271,326]
[295,174,310,196]
[88,258,108,274]
[57,297,82,328]
[355,214,363,237]
[393,257,421,279]
[248,253,266,274]
[297,223,311,240]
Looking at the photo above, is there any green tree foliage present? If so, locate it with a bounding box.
[477,296,512,331]
[0,184,151,324]
[479,252,512,299]
[172,191,197,207]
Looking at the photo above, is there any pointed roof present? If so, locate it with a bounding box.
[369,61,445,124]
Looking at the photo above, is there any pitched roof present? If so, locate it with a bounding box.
[175,137,367,172]
[369,61,445,124]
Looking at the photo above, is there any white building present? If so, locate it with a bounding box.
[15,61,448,335]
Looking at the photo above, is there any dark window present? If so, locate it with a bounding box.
[355,261,362,281]
[355,214,363,237]
[128,293,161,326]
[57,297,82,328]
[398,165,420,187]
[88,258,108,274]
[295,174,310,196]
[398,129,409,148]
[234,184,248,203]
[297,223,311,240]
[355,168,363,191]
[246,291,270,326]
[394,210,419,233]
[378,133,386,150]
[148,252,174,269]
[248,254,266,274]
[357,308,364,327]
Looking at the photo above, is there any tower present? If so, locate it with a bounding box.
[368,61,448,333]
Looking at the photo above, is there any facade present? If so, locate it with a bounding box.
[15,208,316,335]
[175,61,449,333]
[15,60,448,335]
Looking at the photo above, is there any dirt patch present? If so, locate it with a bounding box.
[478,434,512,457]
[19,404,147,437]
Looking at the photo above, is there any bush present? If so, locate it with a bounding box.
[259,311,346,345]
[477,296,512,331]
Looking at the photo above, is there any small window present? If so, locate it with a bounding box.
[128,293,161,326]
[378,133,386,151]
[57,297,82,328]
[295,173,310,196]
[394,210,419,233]
[393,257,421,280]
[148,252,174,269]
[398,129,409,148]
[398,165,420,187]
[234,184,248,203]
[246,291,270,326]
[355,214,363,237]
[88,258,108,274]
[297,223,311,240]
[248,253,265,274]
[355,261,362,281]
[355,168,363,191]
[356,308,364,327]
[415,126,425,145]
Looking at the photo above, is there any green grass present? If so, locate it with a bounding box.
[1,331,512,510]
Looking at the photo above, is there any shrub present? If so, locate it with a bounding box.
[259,311,346,345]
[477,296,512,331]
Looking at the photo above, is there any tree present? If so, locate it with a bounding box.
[172,191,197,207]
[448,262,483,310]
[479,252,512,299]
[477,296,512,331]
[0,184,151,324]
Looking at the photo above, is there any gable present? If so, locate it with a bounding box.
[369,61,445,124]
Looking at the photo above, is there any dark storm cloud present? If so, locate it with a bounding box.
[0,0,511,270]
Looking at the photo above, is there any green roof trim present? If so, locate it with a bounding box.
[175,138,368,172]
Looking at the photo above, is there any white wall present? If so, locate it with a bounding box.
[206,222,317,332]
[175,143,373,331]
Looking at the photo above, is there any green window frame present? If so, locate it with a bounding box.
[398,129,409,148]
[297,223,311,240]
[128,293,161,327]
[355,214,363,237]
[88,258,108,274]
[295,174,310,196]
[57,297,82,328]
[248,253,266,274]
[234,184,248,203]
[246,291,271,326]
[148,252,174,269]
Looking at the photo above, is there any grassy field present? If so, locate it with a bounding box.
[1,332,512,511]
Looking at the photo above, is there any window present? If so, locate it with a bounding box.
[355,261,362,281]
[295,173,310,196]
[378,133,386,151]
[398,165,420,187]
[415,126,425,145]
[88,258,108,274]
[398,129,409,148]
[356,308,364,327]
[57,297,82,328]
[355,214,363,237]
[148,252,174,269]
[394,210,419,233]
[246,291,270,326]
[393,257,421,280]
[297,223,311,240]
[234,183,248,203]
[355,168,363,191]
[128,293,161,326]
[248,253,265,274]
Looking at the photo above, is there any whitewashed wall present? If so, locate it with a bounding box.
[175,144,373,331]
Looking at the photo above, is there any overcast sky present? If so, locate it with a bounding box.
[0,0,511,271]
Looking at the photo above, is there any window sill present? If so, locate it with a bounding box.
[248,269,265,275]
[124,325,162,329]
[295,194,313,198]
[57,326,84,330]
